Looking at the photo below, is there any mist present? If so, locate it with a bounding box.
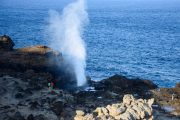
[48,0,89,86]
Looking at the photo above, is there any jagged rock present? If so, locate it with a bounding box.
[15,93,24,99]
[74,113,95,120]
[94,107,103,116]
[74,115,84,120]
[34,114,46,120]
[76,110,85,116]
[116,106,126,114]
[27,114,34,120]
[0,36,78,89]
[97,75,157,94]
[51,101,64,115]
[83,114,95,120]
[29,101,40,109]
[75,94,154,120]
[13,111,25,120]
[0,35,14,50]
[101,107,109,116]
[74,111,85,120]
[123,94,135,105]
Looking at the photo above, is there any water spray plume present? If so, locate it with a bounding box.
[48,0,88,86]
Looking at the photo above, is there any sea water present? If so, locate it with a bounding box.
[0,0,180,87]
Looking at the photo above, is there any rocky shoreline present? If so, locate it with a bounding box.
[0,35,180,120]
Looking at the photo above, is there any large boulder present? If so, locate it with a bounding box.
[51,101,64,115]
[97,74,157,93]
[0,35,15,50]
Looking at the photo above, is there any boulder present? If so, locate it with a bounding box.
[13,111,25,120]
[76,110,85,116]
[34,115,46,120]
[27,114,34,120]
[97,74,157,94]
[123,94,135,105]
[51,101,64,115]
[0,35,14,50]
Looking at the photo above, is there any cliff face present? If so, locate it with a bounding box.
[0,35,76,89]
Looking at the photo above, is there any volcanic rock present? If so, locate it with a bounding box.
[34,114,46,120]
[0,36,78,89]
[0,35,180,120]
[13,111,25,120]
[15,92,24,99]
[51,101,64,115]
[0,35,14,50]
[27,114,34,120]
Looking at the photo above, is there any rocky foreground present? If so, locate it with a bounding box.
[0,35,180,120]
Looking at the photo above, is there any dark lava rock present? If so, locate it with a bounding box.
[51,101,64,115]
[99,74,157,91]
[29,101,40,110]
[16,86,24,92]
[24,88,33,95]
[27,114,34,120]
[34,114,46,120]
[40,99,47,105]
[0,35,14,50]
[0,87,7,95]
[0,105,11,110]
[0,35,78,90]
[15,93,24,99]
[13,111,25,120]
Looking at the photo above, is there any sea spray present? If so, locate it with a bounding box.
[48,0,88,86]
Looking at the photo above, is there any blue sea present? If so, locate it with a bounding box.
[0,0,180,87]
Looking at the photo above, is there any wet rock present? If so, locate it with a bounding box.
[96,74,157,96]
[0,35,14,50]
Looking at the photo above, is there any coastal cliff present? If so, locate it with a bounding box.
[0,35,179,120]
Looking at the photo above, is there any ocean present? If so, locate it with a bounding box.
[0,0,180,87]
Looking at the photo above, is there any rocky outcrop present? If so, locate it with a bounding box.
[74,94,154,120]
[0,35,15,50]
[0,45,63,72]
[0,35,77,89]
[0,75,74,120]
[99,74,157,91]
[152,82,180,116]
[0,35,180,120]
